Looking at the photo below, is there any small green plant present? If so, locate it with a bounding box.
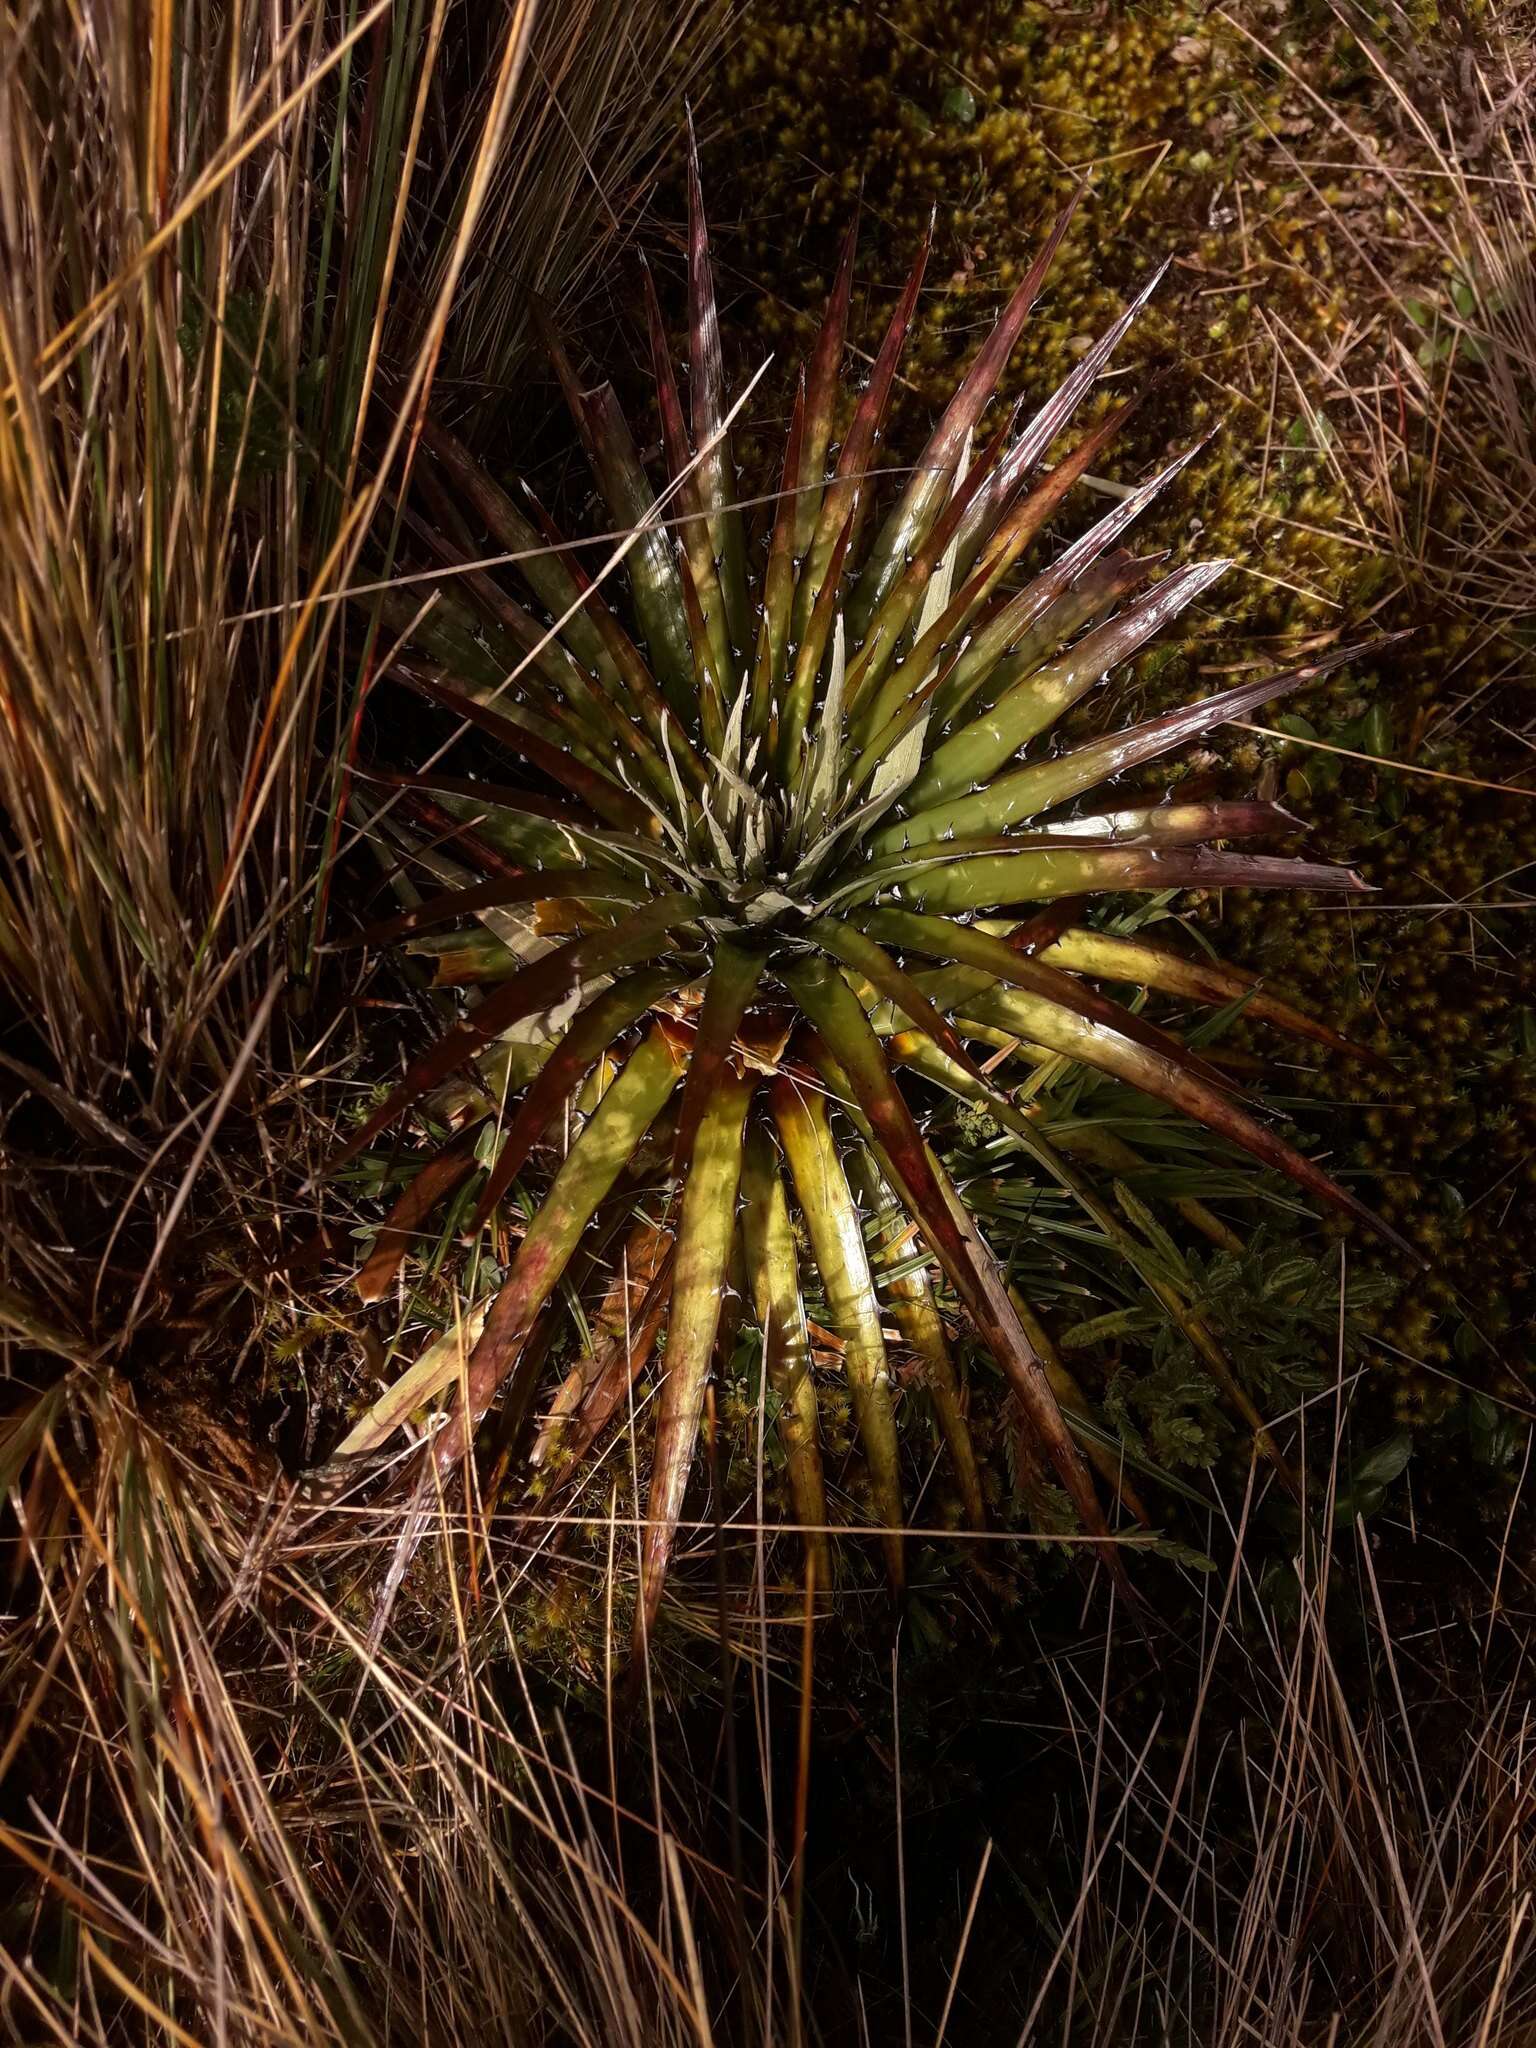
[1078,1228,1400,1471]
[330,162,1402,1648]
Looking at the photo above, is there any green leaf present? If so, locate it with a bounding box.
[1359,701,1393,759]
[669,939,767,1175]
[901,560,1230,814]
[1272,712,1318,743]
[1333,1431,1412,1524]
[425,1026,685,1476]
[790,965,1118,1562]
[635,1067,755,1645]
[1468,1391,1524,1470]
[742,1126,831,1580]
[1145,1535,1217,1572]
[773,1072,906,1587]
[328,895,706,1172]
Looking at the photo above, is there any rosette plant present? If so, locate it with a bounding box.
[331,166,1399,1650]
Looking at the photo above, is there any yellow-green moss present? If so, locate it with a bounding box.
[716,1,1381,656]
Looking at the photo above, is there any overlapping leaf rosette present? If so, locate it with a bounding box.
[330,169,1401,1648]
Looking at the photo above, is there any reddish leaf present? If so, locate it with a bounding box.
[469,965,686,1234]
[325,898,704,1176]
[355,868,645,947]
[782,955,1119,1564]
[397,665,656,836]
[356,1132,480,1304]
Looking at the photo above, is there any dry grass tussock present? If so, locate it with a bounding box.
[0,0,731,1470]
[3,1366,1533,2045]
[0,0,724,1111]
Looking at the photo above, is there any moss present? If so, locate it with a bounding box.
[1216,758,1536,1411]
[716,1,1373,659]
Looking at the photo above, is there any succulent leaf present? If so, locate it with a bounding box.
[742,1126,831,1586]
[772,1071,905,1588]
[429,1025,687,1477]
[635,1065,755,1650]
[845,1141,986,1531]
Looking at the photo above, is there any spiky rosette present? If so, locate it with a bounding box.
[330,164,1401,1648]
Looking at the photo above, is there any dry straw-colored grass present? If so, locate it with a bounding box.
[0,0,738,2019]
[1246,1,1536,733]
[4,1358,1533,2045]
[0,0,725,1110]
